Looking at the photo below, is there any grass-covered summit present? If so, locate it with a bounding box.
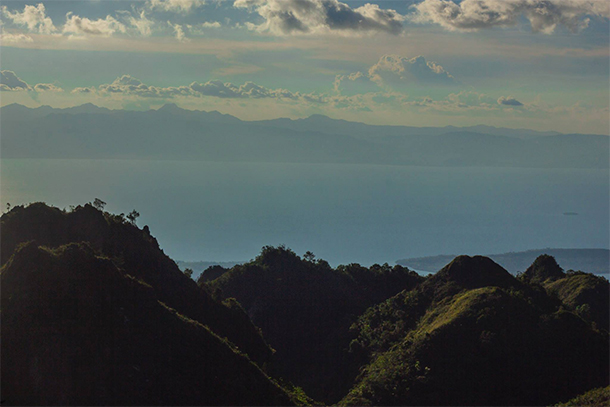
[343,255,609,406]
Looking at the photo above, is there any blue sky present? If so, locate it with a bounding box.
[1,0,609,133]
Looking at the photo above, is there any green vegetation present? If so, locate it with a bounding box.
[207,245,424,403]
[555,386,610,407]
[544,270,609,331]
[342,256,609,406]
[2,203,608,406]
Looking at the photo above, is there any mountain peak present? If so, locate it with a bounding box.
[157,103,184,112]
[434,255,517,289]
[523,254,565,283]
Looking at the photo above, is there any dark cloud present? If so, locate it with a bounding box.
[234,0,405,35]
[411,0,610,34]
[0,70,32,91]
[498,96,524,106]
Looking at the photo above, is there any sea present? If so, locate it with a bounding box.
[1,159,608,267]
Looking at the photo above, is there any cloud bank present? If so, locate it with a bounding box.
[0,70,64,92]
[63,13,127,37]
[234,0,405,35]
[1,70,32,91]
[411,0,610,33]
[335,55,456,94]
[147,0,206,13]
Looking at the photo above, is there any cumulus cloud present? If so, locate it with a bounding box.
[186,21,222,35]
[0,31,34,43]
[1,3,56,34]
[498,96,524,106]
[201,21,222,28]
[0,70,32,91]
[411,0,610,34]
[168,21,188,41]
[0,70,64,92]
[147,0,206,13]
[128,10,155,37]
[335,55,455,94]
[369,55,455,86]
[98,75,192,97]
[71,87,97,94]
[33,83,64,92]
[63,13,127,36]
[234,0,405,35]
[92,75,334,104]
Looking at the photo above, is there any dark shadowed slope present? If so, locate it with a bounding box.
[0,202,272,367]
[207,246,424,404]
[1,242,294,406]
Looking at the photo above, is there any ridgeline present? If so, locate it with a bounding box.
[2,202,608,406]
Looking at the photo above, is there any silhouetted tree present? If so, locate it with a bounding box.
[184,268,194,279]
[93,198,106,211]
[127,210,140,225]
[304,251,316,262]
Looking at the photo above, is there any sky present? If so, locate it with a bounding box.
[1,0,609,134]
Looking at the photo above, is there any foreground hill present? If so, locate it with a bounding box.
[2,202,608,405]
[0,203,296,405]
[2,242,293,406]
[343,256,609,406]
[206,246,424,403]
[1,103,607,168]
[398,248,610,275]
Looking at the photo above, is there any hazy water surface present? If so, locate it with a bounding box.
[1,159,607,266]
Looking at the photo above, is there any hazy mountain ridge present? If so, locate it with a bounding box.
[398,248,610,275]
[2,103,607,168]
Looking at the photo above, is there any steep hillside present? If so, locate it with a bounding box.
[0,202,272,366]
[397,248,610,275]
[556,386,610,406]
[343,256,608,406]
[1,241,294,406]
[208,246,424,403]
[544,271,609,331]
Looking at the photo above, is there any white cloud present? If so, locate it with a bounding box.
[0,31,34,43]
[186,21,222,36]
[0,70,32,91]
[168,21,188,41]
[1,3,56,34]
[98,75,192,97]
[369,55,455,86]
[335,55,456,94]
[411,0,610,33]
[0,70,64,93]
[93,75,330,103]
[63,13,127,37]
[234,0,405,35]
[202,21,222,28]
[147,0,206,13]
[34,83,64,92]
[128,10,155,37]
[72,87,97,94]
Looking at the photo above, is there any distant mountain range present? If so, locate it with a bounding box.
[1,103,608,168]
[397,248,610,275]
